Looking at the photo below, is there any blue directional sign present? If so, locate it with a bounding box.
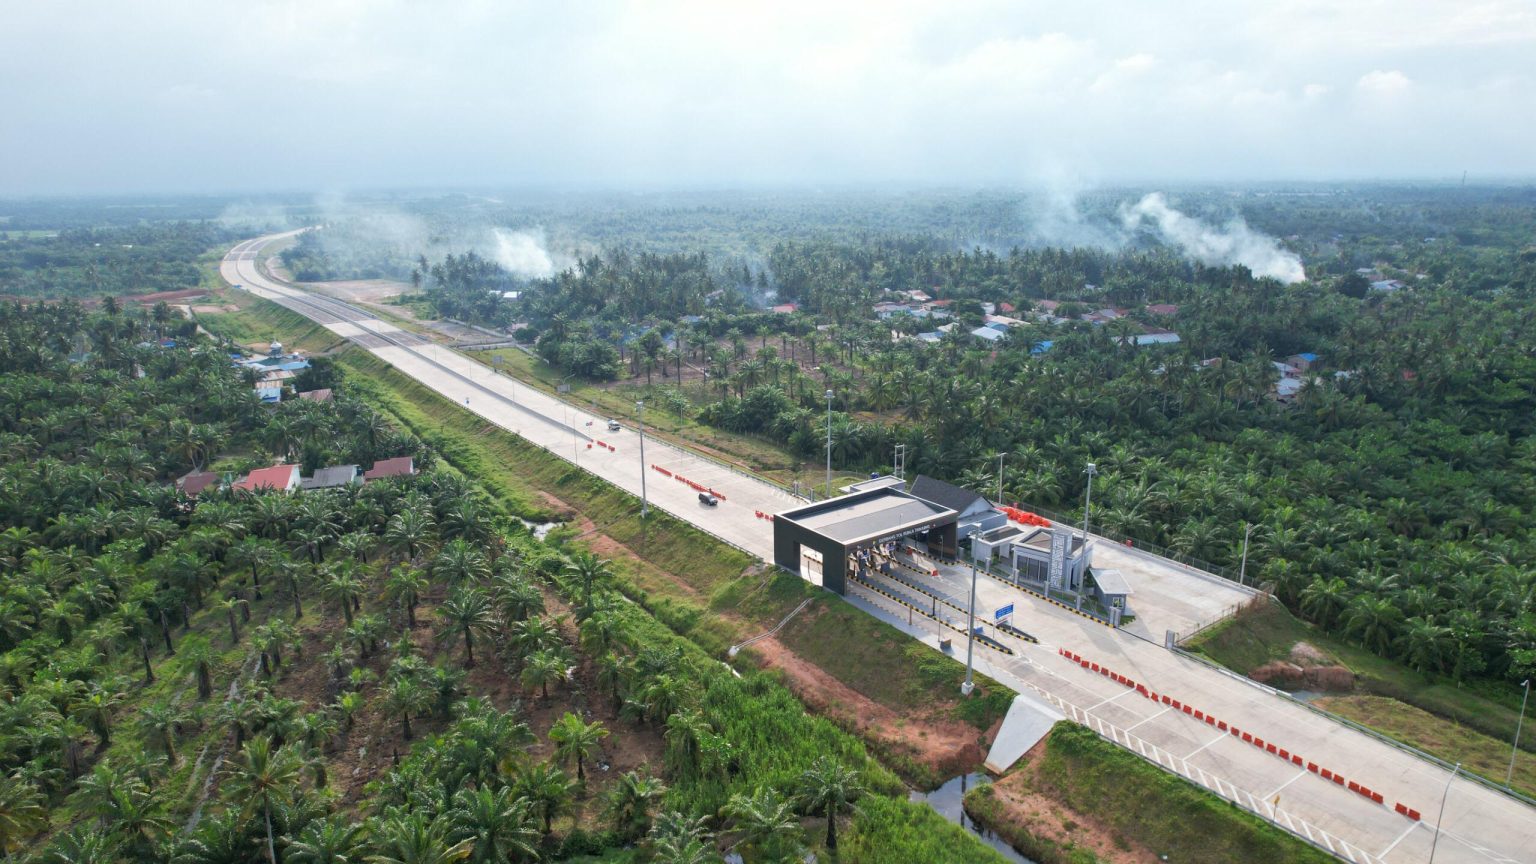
[994,603,1014,622]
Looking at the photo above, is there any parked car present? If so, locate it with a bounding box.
[698,492,718,506]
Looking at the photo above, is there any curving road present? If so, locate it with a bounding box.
[221,232,1535,864]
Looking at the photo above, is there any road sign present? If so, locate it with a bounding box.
[994,603,1014,622]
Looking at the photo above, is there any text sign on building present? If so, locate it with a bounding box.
[994,603,1014,624]
[1048,527,1069,588]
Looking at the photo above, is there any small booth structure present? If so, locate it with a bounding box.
[773,487,958,595]
[1088,568,1133,626]
[975,524,1094,596]
[910,475,1007,541]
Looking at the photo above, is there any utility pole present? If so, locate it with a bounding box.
[1081,462,1098,541]
[961,560,977,696]
[825,389,835,498]
[1429,763,1461,864]
[1239,522,1256,586]
[636,400,648,518]
[1509,679,1531,789]
[996,452,1004,504]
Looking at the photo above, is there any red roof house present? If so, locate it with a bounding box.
[233,464,300,494]
[1146,304,1180,316]
[178,471,221,498]
[298,388,333,402]
[364,456,417,482]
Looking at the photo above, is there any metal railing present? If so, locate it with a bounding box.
[1030,683,1387,864]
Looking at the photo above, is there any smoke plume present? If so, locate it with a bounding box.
[489,228,570,280]
[1118,193,1306,283]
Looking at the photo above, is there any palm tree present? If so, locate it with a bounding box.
[797,756,863,851]
[723,786,803,861]
[1300,577,1350,629]
[369,811,472,864]
[225,737,303,864]
[520,650,567,700]
[283,815,369,864]
[71,685,125,750]
[549,712,609,784]
[386,677,431,741]
[1400,616,1453,675]
[647,810,716,864]
[433,538,490,585]
[513,761,575,835]
[0,774,45,857]
[448,786,539,864]
[562,551,610,613]
[492,572,544,623]
[1344,595,1403,654]
[664,709,711,779]
[385,567,429,628]
[321,568,365,627]
[385,509,436,562]
[606,770,666,842]
[137,701,190,765]
[436,587,497,667]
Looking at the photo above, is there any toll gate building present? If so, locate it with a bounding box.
[772,486,958,595]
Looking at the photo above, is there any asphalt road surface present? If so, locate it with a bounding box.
[222,232,1535,864]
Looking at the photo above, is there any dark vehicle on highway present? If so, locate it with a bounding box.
[698,492,718,506]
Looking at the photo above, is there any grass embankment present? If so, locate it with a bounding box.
[192,288,348,355]
[964,723,1336,864]
[1189,600,1535,796]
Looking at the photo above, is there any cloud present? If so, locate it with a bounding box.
[1357,69,1411,93]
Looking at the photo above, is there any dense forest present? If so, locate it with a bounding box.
[0,222,235,299]
[0,301,1006,861]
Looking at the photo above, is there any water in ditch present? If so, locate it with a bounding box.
[910,773,1036,863]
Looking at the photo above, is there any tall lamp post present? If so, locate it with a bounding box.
[1239,522,1256,586]
[1429,763,1461,864]
[1509,679,1531,789]
[824,389,835,499]
[636,400,648,518]
[961,560,978,696]
[996,452,1005,504]
[1081,462,1098,540]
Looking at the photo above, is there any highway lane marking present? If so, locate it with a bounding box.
[1124,705,1172,732]
[1378,821,1421,860]
[1087,687,1136,711]
[1265,767,1309,800]
[1182,731,1228,761]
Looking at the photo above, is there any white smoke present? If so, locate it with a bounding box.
[488,228,569,280]
[1119,192,1306,283]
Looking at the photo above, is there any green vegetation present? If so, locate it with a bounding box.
[0,221,236,298]
[1,298,1014,862]
[965,723,1336,864]
[192,292,347,355]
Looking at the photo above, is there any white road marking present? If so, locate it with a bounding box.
[1266,767,1310,800]
[1378,821,1421,860]
[1183,731,1228,761]
[1087,687,1135,711]
[1125,705,1172,732]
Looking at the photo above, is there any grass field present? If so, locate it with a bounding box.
[191,287,348,355]
[1189,600,1535,795]
[965,723,1337,864]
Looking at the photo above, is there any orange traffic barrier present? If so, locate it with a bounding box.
[1309,762,1319,773]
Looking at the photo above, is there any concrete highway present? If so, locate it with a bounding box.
[221,232,1535,864]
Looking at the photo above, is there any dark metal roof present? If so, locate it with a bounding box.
[910,474,988,515]
[779,488,957,547]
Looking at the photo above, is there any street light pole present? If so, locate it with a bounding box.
[825,389,835,499]
[1509,679,1531,789]
[1429,763,1461,864]
[636,400,648,518]
[961,560,977,696]
[1239,522,1256,586]
[996,452,1004,504]
[1081,462,1098,541]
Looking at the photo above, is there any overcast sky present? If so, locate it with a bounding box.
[3,0,1534,195]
